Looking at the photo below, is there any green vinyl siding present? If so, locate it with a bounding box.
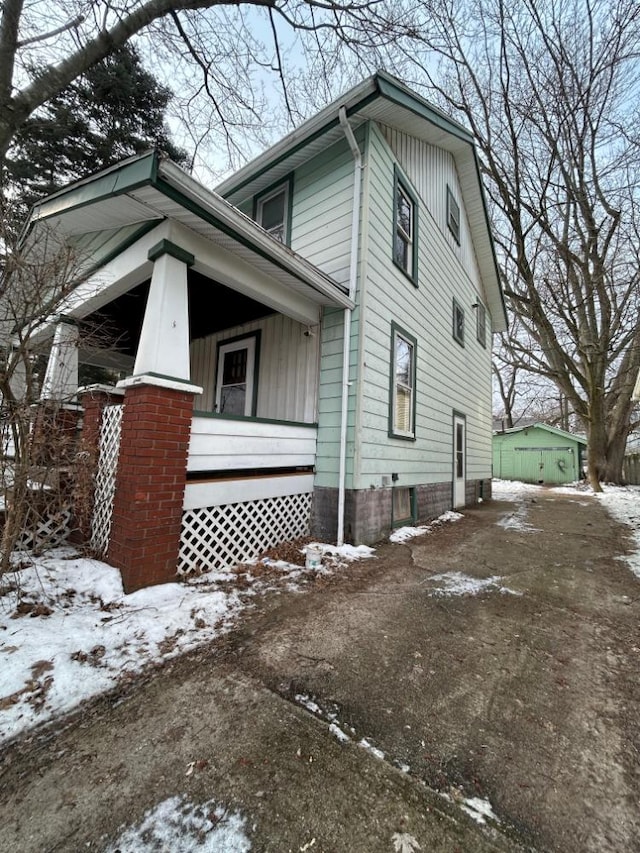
[493,426,586,484]
[351,123,493,491]
[302,132,365,488]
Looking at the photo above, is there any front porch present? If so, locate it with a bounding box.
[22,151,352,591]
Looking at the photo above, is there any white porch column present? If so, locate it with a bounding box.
[134,240,194,381]
[40,318,79,401]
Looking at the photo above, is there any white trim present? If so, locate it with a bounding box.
[158,161,353,310]
[117,374,203,394]
[183,473,314,510]
[77,384,125,397]
[215,337,256,416]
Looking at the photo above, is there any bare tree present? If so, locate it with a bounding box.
[0,0,425,181]
[401,0,640,489]
[0,214,99,572]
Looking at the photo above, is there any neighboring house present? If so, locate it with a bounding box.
[493,423,587,485]
[19,71,507,591]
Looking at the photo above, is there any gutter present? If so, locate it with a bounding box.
[336,107,363,546]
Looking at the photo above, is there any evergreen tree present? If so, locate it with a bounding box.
[5,45,187,220]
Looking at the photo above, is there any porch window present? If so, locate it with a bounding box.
[255,177,293,244]
[389,323,417,440]
[447,185,461,244]
[453,298,465,346]
[215,333,259,416]
[393,167,418,284]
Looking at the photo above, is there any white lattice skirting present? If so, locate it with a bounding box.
[90,404,123,557]
[17,505,72,551]
[178,492,313,575]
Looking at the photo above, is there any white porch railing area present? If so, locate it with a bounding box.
[187,414,317,475]
[178,414,317,575]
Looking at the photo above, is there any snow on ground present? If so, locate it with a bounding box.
[102,795,251,853]
[2,476,639,847]
[427,571,521,597]
[594,484,640,578]
[390,510,463,543]
[0,542,373,748]
[494,478,640,580]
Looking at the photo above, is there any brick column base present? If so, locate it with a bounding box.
[108,380,196,593]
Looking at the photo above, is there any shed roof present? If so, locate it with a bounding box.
[493,423,587,445]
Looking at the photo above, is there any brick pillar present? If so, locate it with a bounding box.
[107,377,199,593]
[72,386,124,544]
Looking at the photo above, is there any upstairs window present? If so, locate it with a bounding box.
[389,323,417,439]
[453,298,465,346]
[254,177,292,244]
[393,168,418,283]
[447,185,461,244]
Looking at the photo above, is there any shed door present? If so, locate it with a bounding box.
[453,415,466,508]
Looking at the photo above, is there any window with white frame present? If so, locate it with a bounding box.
[393,169,418,282]
[215,333,259,416]
[255,180,291,244]
[447,185,461,244]
[390,323,417,439]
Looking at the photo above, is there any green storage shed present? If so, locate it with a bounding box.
[493,423,587,485]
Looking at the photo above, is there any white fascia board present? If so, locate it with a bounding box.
[165,221,322,326]
[27,222,169,345]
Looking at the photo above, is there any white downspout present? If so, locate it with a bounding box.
[337,107,362,546]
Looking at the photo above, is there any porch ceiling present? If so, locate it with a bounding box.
[86,273,276,360]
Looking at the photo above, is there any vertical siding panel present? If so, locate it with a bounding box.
[189,313,319,422]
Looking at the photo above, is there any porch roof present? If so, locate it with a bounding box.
[22,151,354,314]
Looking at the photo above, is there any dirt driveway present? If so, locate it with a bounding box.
[1,490,639,852]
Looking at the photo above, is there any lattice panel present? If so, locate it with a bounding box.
[178,492,313,575]
[90,404,123,556]
[17,504,72,551]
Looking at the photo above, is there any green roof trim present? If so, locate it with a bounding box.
[150,174,348,300]
[148,239,195,267]
[29,151,159,224]
[375,73,474,145]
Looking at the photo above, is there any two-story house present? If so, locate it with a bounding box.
[22,71,507,591]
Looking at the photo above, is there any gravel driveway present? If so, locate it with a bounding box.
[1,489,638,852]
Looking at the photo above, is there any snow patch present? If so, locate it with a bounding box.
[428,571,519,597]
[390,511,463,543]
[459,796,500,826]
[595,485,640,579]
[329,722,350,743]
[358,737,385,760]
[496,503,540,533]
[102,795,251,852]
